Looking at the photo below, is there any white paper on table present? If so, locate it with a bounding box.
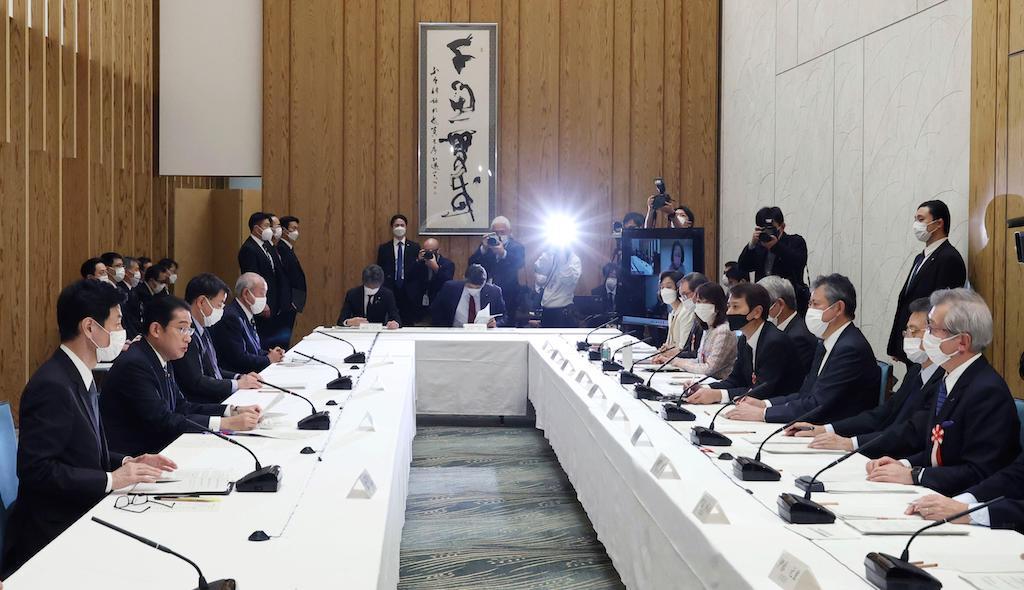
[236,429,319,440]
[760,443,846,455]
[960,573,1024,590]
[845,519,970,536]
[263,392,286,412]
[129,468,233,495]
[785,524,861,541]
[743,435,810,445]
[821,480,920,494]
[474,304,495,325]
[258,382,306,392]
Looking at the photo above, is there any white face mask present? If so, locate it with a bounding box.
[91,323,127,362]
[364,286,380,296]
[902,337,930,364]
[766,301,780,325]
[154,282,166,293]
[113,267,125,282]
[260,227,274,242]
[168,273,178,285]
[680,296,695,311]
[273,226,283,239]
[605,277,617,292]
[393,226,407,238]
[129,270,141,288]
[660,288,678,304]
[247,291,267,314]
[98,276,111,285]
[288,230,299,242]
[201,299,225,328]
[694,302,716,324]
[466,286,482,296]
[804,303,835,339]
[912,220,937,242]
[923,330,959,366]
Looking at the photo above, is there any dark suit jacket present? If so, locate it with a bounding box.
[430,281,508,327]
[408,254,456,307]
[3,349,126,574]
[905,356,1020,496]
[115,280,131,297]
[886,240,966,360]
[736,232,809,310]
[238,237,289,315]
[468,237,526,313]
[376,239,421,302]
[676,320,706,360]
[210,300,271,375]
[764,323,881,424]
[781,313,817,381]
[832,365,944,458]
[100,341,227,457]
[277,241,307,313]
[710,322,804,399]
[967,454,1024,533]
[124,282,163,339]
[337,286,402,326]
[171,321,239,404]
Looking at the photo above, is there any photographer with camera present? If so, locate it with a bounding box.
[533,244,582,328]
[736,206,809,314]
[410,237,455,322]
[644,178,694,229]
[469,216,526,324]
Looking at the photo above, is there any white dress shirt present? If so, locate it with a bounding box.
[453,286,483,326]
[534,250,582,309]
[923,237,948,259]
[776,311,796,332]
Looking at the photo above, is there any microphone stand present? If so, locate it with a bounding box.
[779,435,886,524]
[577,314,619,351]
[690,382,773,447]
[732,405,823,481]
[183,418,280,493]
[634,349,687,401]
[314,329,366,364]
[258,378,331,430]
[602,337,654,372]
[620,348,661,385]
[292,350,352,390]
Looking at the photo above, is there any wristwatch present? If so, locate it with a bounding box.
[911,466,924,485]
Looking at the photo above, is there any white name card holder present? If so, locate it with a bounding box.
[561,359,572,372]
[357,412,375,432]
[768,551,821,590]
[587,384,602,399]
[358,322,383,331]
[650,453,681,480]
[550,349,560,361]
[461,322,487,331]
[630,426,653,447]
[606,403,628,421]
[347,469,378,499]
[693,492,729,524]
[542,340,553,351]
[575,370,589,384]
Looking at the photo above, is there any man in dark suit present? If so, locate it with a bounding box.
[737,206,809,314]
[867,289,1020,496]
[758,275,816,380]
[101,296,262,457]
[123,263,170,339]
[238,211,289,349]
[211,273,286,375]
[376,214,420,326]
[886,200,967,365]
[100,251,130,297]
[172,274,261,404]
[908,454,1024,533]
[727,274,880,425]
[787,298,942,458]
[409,237,455,323]
[2,281,176,575]
[469,216,526,325]
[431,264,507,328]
[590,263,618,315]
[338,264,402,328]
[276,215,307,342]
[687,283,804,403]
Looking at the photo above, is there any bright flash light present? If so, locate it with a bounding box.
[545,214,578,248]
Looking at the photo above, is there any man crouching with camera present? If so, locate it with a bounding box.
[735,206,809,314]
[411,237,455,323]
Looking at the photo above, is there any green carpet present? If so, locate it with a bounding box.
[399,426,625,589]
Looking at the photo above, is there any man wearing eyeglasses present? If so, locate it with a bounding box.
[100,296,262,457]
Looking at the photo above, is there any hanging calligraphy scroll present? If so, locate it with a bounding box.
[419,23,498,235]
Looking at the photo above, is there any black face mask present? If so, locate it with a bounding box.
[726,313,751,332]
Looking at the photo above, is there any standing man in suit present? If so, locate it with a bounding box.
[100,252,129,296]
[469,216,526,324]
[409,237,455,323]
[238,211,285,349]
[726,274,880,424]
[590,263,618,315]
[886,200,967,365]
[737,206,809,313]
[376,214,420,327]
[261,213,292,348]
[758,275,816,380]
[787,297,942,457]
[431,264,506,328]
[686,283,803,403]
[211,273,286,375]
[866,289,1020,496]
[101,296,262,457]
[2,281,176,576]
[276,215,307,343]
[172,273,261,404]
[338,265,401,328]
[124,263,170,339]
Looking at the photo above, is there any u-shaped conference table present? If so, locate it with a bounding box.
[6,327,1024,589]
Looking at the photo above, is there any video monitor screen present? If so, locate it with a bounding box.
[617,228,705,324]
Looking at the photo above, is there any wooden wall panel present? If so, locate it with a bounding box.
[0,0,226,415]
[265,0,720,330]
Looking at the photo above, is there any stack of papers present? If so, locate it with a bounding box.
[128,468,234,495]
[844,519,970,536]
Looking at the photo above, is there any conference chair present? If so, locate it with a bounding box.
[1015,399,1024,450]
[876,360,892,406]
[0,401,17,572]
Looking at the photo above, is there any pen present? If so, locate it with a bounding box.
[792,425,814,432]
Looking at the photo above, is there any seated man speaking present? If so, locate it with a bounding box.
[431,264,506,328]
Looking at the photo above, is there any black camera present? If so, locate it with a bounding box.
[423,250,435,260]
[485,233,500,247]
[758,218,778,243]
[652,177,671,210]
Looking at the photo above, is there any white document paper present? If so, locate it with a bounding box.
[474,304,498,325]
[743,435,812,445]
[760,444,846,455]
[845,519,971,536]
[785,524,861,541]
[820,480,920,494]
[129,468,233,495]
[960,573,1024,590]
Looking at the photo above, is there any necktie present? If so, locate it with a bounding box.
[812,343,826,376]
[934,380,948,415]
[200,329,223,379]
[906,252,925,293]
[164,366,178,412]
[396,242,405,288]
[262,243,276,270]
[468,294,477,323]
[84,380,102,444]
[765,251,776,275]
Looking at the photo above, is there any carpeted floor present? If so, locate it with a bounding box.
[398,426,625,589]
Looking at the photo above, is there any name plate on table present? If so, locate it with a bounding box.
[693,492,729,524]
[542,340,553,351]
[587,384,603,399]
[358,323,384,331]
[550,349,560,360]
[347,469,377,499]
[575,370,591,384]
[461,323,487,331]
[561,359,572,371]
[650,453,680,480]
[768,551,820,590]
[630,426,653,447]
[606,403,628,421]
[357,412,375,432]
